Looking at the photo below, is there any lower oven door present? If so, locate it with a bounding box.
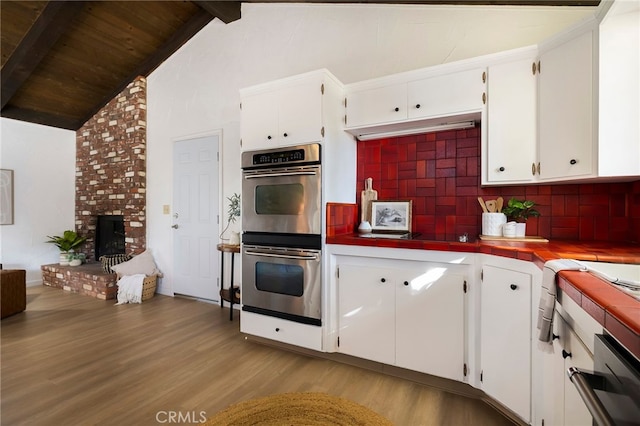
[242,244,322,326]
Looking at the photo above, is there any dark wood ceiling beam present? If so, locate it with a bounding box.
[194,1,242,23]
[77,7,215,128]
[1,1,86,109]
[1,105,79,130]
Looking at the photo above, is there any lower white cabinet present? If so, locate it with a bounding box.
[337,262,466,382]
[240,310,323,351]
[480,264,532,423]
[540,311,593,426]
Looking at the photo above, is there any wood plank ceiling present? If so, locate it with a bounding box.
[1,0,598,131]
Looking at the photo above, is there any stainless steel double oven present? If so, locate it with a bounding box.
[241,144,323,326]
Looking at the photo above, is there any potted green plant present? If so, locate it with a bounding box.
[501,198,540,237]
[219,193,241,245]
[46,230,87,265]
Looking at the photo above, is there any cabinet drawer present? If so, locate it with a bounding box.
[240,310,322,351]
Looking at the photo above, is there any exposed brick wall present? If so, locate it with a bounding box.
[357,126,640,242]
[75,77,147,259]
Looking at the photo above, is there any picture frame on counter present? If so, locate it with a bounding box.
[370,200,412,232]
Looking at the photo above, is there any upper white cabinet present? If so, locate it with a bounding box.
[484,53,538,184]
[480,264,533,423]
[344,67,485,139]
[407,68,486,120]
[345,82,407,128]
[240,69,343,151]
[537,30,595,181]
[598,0,640,177]
[337,260,466,382]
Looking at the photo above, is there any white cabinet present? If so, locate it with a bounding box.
[240,69,342,151]
[484,55,538,184]
[538,30,595,181]
[345,83,407,128]
[344,67,485,137]
[480,265,532,423]
[540,312,593,426]
[337,262,466,381]
[407,68,485,120]
[598,0,640,178]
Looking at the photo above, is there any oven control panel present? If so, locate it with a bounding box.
[242,143,321,169]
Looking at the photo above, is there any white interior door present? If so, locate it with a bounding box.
[172,135,219,301]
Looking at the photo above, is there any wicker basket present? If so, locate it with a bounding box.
[141,275,158,301]
[117,274,157,301]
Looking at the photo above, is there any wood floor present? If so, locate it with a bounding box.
[1,286,515,426]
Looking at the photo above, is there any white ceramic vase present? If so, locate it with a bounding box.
[515,222,527,238]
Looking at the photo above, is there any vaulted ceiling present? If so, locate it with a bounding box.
[1,0,599,131]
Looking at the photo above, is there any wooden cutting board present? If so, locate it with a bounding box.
[361,177,378,223]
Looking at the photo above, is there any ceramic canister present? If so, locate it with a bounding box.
[482,213,507,236]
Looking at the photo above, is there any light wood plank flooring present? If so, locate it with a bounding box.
[2,286,515,426]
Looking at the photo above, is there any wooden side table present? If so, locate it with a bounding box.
[217,243,240,321]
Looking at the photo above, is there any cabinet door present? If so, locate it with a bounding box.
[346,83,407,128]
[538,31,594,180]
[277,79,323,147]
[241,90,279,151]
[485,57,537,183]
[396,268,465,381]
[337,264,395,365]
[560,317,594,426]
[408,68,485,119]
[481,265,532,423]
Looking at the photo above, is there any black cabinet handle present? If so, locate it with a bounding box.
[499,166,505,172]
[570,159,577,165]
[283,133,288,137]
[415,104,421,109]
[380,278,386,283]
[404,281,409,286]
[552,334,560,340]
[275,328,280,332]
[510,284,518,290]
[394,107,399,112]
[562,349,572,359]
[267,135,272,140]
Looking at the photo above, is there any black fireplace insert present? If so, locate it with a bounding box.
[95,215,125,260]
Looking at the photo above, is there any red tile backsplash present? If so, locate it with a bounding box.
[356,125,640,242]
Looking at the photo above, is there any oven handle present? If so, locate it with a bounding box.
[244,170,318,179]
[567,367,615,426]
[244,249,319,261]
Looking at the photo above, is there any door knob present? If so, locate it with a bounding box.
[171,224,179,229]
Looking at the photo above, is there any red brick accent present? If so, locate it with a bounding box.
[74,77,147,259]
[41,264,117,300]
[357,125,640,242]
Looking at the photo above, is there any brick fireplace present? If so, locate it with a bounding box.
[74,76,147,259]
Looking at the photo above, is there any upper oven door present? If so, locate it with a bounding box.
[242,164,321,235]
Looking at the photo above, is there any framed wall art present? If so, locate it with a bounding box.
[370,200,412,232]
[0,169,14,225]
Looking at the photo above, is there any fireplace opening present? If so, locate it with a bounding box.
[95,215,125,260]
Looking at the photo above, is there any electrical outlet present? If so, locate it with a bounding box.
[163,205,170,214]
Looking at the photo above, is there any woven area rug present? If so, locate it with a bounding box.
[204,392,394,425]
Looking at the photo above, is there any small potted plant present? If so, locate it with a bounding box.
[219,193,241,245]
[501,198,540,237]
[46,230,87,265]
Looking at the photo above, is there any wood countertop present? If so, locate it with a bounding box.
[326,233,640,359]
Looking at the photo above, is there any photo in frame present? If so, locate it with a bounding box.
[0,169,14,225]
[370,200,412,232]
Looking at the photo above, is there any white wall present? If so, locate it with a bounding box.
[0,118,76,285]
[147,3,593,295]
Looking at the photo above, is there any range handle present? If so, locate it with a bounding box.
[567,367,615,426]
[244,248,319,261]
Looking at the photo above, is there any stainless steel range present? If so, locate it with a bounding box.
[241,144,323,326]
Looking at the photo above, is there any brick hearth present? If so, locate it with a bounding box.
[41,263,117,300]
